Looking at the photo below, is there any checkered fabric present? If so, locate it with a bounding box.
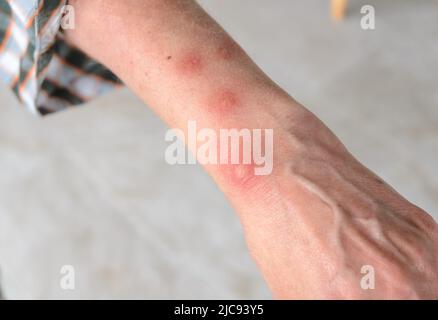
[0,0,122,115]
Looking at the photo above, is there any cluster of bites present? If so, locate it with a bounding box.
[168,38,263,191]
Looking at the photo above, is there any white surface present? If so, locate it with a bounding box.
[0,0,437,299]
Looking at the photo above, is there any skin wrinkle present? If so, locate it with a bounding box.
[375,195,429,240]
[381,212,435,267]
[379,213,436,281]
[383,226,420,265]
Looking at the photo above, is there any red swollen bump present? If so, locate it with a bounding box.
[206,89,241,115]
[176,52,204,76]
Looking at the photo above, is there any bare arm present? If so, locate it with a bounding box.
[65,0,438,299]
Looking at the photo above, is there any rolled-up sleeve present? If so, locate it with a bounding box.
[0,0,122,116]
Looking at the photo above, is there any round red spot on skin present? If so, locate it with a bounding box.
[218,46,233,60]
[176,52,204,76]
[206,89,241,115]
[223,163,260,190]
[217,38,243,60]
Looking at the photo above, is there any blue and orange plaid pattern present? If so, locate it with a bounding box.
[0,0,121,115]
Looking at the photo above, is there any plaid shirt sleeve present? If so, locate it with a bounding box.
[0,0,122,116]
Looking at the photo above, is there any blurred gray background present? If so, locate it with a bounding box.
[0,0,437,299]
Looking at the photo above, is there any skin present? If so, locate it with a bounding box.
[65,0,438,299]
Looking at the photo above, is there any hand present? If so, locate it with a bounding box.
[236,109,438,299]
